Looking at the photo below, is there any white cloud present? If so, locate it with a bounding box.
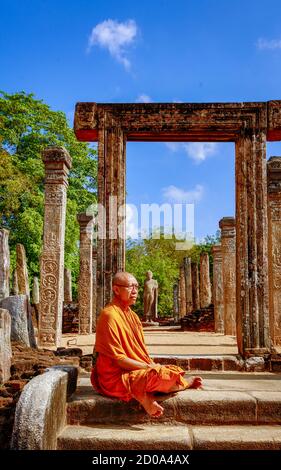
[164,142,181,152]
[257,38,281,50]
[184,142,217,162]
[87,19,137,70]
[136,94,152,103]
[165,142,217,163]
[162,184,204,203]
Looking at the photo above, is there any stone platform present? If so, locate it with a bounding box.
[57,371,281,450]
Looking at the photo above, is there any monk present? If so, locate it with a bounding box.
[91,272,202,418]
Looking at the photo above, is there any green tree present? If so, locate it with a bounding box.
[0,91,97,297]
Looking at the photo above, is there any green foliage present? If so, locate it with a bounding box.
[126,230,221,317]
[0,91,97,296]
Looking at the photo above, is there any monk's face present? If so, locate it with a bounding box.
[113,275,139,306]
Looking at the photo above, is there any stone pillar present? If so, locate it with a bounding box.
[235,129,270,355]
[97,119,126,315]
[178,264,186,318]
[267,157,281,346]
[92,247,97,332]
[64,268,72,303]
[12,270,19,295]
[173,281,179,320]
[199,252,211,308]
[0,309,12,384]
[183,257,193,314]
[77,214,94,334]
[0,229,10,301]
[191,262,200,311]
[32,277,40,305]
[38,147,72,348]
[16,244,30,297]
[219,217,236,336]
[212,245,224,333]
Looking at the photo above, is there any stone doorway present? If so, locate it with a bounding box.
[74,100,281,357]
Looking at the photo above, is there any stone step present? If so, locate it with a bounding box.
[67,374,281,426]
[57,424,281,450]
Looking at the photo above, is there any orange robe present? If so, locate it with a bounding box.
[91,300,189,403]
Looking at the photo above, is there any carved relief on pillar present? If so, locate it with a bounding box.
[0,229,10,301]
[38,147,72,348]
[38,256,58,345]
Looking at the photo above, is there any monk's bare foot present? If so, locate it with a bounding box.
[140,394,164,418]
[185,376,203,389]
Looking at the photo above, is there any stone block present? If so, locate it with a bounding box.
[0,295,36,348]
[0,309,12,384]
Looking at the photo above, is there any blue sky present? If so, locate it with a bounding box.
[1,0,281,242]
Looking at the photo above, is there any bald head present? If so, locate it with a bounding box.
[113,271,137,286]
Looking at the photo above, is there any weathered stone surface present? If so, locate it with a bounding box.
[191,262,200,311]
[16,244,30,298]
[77,213,94,334]
[58,423,191,450]
[47,365,78,399]
[11,369,68,449]
[64,268,72,303]
[199,253,212,308]
[11,270,19,295]
[0,309,12,384]
[0,296,36,348]
[219,217,236,336]
[38,146,72,348]
[267,157,281,347]
[0,229,10,300]
[192,425,281,450]
[212,245,224,333]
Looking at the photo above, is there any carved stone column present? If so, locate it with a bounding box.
[92,247,97,332]
[200,253,211,308]
[212,245,224,333]
[179,264,186,318]
[16,244,30,297]
[77,213,94,334]
[0,229,10,301]
[64,268,72,303]
[97,116,126,315]
[191,262,200,311]
[219,217,236,336]
[267,157,281,346]
[183,257,193,314]
[235,128,270,355]
[11,270,19,295]
[38,147,72,348]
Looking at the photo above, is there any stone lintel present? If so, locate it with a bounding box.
[73,101,280,143]
[42,146,72,170]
